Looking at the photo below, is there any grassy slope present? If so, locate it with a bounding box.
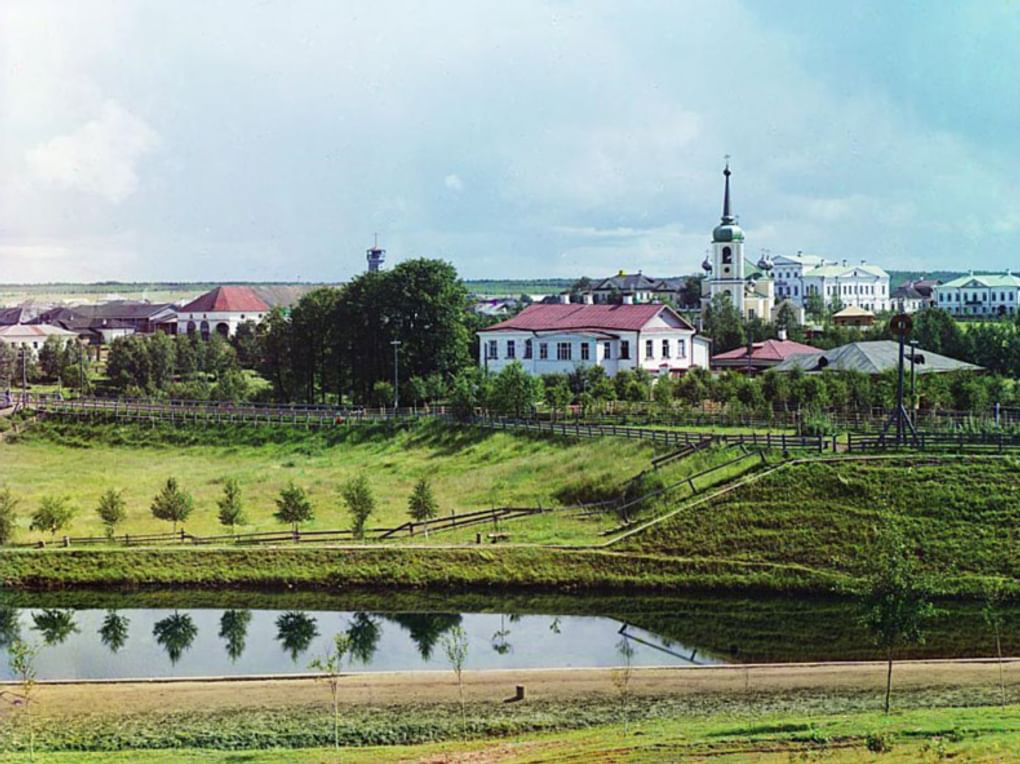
[7,693,1020,760]
[0,421,655,541]
[619,456,1020,585]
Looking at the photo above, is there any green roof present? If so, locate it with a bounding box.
[772,341,981,375]
[939,273,1020,288]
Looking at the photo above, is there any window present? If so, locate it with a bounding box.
[539,342,548,360]
[661,339,671,359]
[722,246,732,264]
[603,341,611,360]
[677,338,686,358]
[556,342,572,361]
[506,340,515,359]
[486,340,497,360]
[620,340,630,359]
[645,339,653,358]
[580,342,590,361]
[523,339,532,359]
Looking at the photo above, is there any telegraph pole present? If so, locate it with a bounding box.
[390,339,402,414]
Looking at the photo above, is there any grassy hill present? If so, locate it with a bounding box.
[618,456,1020,586]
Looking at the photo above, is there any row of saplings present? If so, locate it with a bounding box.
[0,477,441,545]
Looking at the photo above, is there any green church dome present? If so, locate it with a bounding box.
[712,223,744,243]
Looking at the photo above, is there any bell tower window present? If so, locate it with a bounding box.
[722,247,733,264]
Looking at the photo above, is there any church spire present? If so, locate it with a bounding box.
[721,157,735,224]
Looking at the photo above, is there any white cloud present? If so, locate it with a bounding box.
[25,102,159,204]
[444,174,464,192]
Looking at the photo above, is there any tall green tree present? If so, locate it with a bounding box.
[0,486,18,545]
[274,481,314,533]
[408,477,439,537]
[150,478,194,535]
[216,478,246,535]
[30,496,76,539]
[860,522,937,714]
[342,475,376,540]
[490,361,542,418]
[703,292,746,352]
[95,488,127,540]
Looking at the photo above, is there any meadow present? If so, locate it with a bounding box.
[0,421,658,541]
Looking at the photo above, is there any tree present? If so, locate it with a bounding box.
[30,496,76,539]
[216,478,246,535]
[342,475,376,540]
[219,609,252,662]
[0,486,18,545]
[982,580,1008,708]
[703,292,745,352]
[230,320,261,369]
[546,380,572,420]
[150,478,194,535]
[408,477,439,537]
[652,376,674,415]
[95,488,127,540]
[441,623,470,735]
[804,292,827,322]
[274,481,314,534]
[612,637,637,733]
[6,640,38,758]
[860,522,937,714]
[489,361,541,418]
[99,611,131,653]
[32,608,79,645]
[309,632,353,751]
[371,380,395,408]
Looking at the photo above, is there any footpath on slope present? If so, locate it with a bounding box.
[9,658,1020,717]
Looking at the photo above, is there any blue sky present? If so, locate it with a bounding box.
[1,0,1017,282]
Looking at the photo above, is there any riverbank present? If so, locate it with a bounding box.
[4,661,1020,757]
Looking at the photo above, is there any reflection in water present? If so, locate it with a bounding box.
[0,608,20,649]
[276,612,319,662]
[491,614,512,655]
[219,610,252,662]
[32,609,79,646]
[345,612,381,665]
[99,611,130,653]
[153,612,198,665]
[384,613,461,660]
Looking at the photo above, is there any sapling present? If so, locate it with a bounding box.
[441,624,469,737]
[309,632,352,751]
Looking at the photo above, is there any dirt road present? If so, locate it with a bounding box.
[14,657,1020,718]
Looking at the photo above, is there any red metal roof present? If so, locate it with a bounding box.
[180,286,270,314]
[712,338,818,363]
[479,303,690,333]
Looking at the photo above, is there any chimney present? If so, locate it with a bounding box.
[582,293,593,304]
[842,259,847,267]
[559,293,570,304]
[778,328,787,341]
[622,295,634,305]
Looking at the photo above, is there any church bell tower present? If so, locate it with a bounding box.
[704,160,747,315]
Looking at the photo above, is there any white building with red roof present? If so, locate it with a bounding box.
[478,302,710,377]
[172,286,270,339]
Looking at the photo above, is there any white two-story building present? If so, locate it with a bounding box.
[771,253,891,313]
[478,302,711,377]
[933,272,1020,317]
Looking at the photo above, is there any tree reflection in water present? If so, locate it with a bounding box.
[99,611,131,653]
[0,607,21,649]
[153,612,198,665]
[384,613,462,661]
[219,610,252,662]
[32,609,79,646]
[345,612,381,665]
[276,612,319,662]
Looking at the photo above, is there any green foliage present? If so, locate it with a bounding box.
[95,488,127,539]
[99,610,131,653]
[30,496,76,538]
[0,485,18,545]
[489,361,542,418]
[153,612,198,664]
[703,292,746,352]
[216,478,246,532]
[150,478,194,534]
[371,380,395,407]
[407,478,439,525]
[342,475,376,540]
[274,481,314,533]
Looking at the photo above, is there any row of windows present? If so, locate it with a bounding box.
[828,283,884,296]
[944,305,1017,315]
[937,291,1016,303]
[485,338,686,362]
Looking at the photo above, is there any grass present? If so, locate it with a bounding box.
[5,689,1020,759]
[0,420,656,542]
[619,455,1020,588]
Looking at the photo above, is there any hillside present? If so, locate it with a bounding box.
[618,456,1020,583]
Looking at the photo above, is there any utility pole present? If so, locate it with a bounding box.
[908,339,919,424]
[20,345,27,405]
[390,339,402,414]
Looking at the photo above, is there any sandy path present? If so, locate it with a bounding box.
[10,657,1020,718]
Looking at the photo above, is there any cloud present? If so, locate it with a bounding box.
[25,102,159,204]
[444,174,464,192]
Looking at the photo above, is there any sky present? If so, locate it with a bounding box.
[0,0,1017,283]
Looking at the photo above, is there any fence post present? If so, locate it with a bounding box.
[62,535,69,548]
[180,528,186,543]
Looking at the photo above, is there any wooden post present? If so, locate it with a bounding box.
[62,535,69,548]
[514,685,526,701]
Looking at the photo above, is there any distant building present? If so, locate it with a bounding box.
[701,162,775,321]
[711,337,818,373]
[0,324,78,353]
[172,286,270,339]
[478,302,711,377]
[772,340,981,376]
[933,272,1020,317]
[588,272,661,304]
[832,305,876,327]
[772,252,890,313]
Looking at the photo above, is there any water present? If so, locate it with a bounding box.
[0,590,1011,680]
